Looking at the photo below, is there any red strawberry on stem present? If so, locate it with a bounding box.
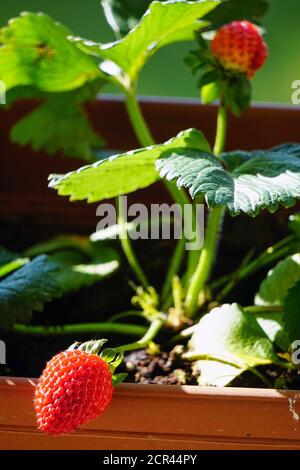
[211,20,268,78]
[34,340,124,435]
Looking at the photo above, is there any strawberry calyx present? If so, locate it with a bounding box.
[185,21,268,116]
[68,339,127,386]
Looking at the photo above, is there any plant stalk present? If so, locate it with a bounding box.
[125,90,155,147]
[184,353,272,388]
[161,236,186,302]
[13,322,147,337]
[125,90,190,209]
[117,196,150,289]
[213,237,295,301]
[213,105,227,156]
[184,207,224,317]
[183,105,228,317]
[114,313,167,353]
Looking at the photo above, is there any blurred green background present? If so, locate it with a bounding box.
[1,0,299,102]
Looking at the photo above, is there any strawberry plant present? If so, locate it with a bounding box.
[2,0,300,435]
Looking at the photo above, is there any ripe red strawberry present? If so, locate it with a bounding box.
[34,345,113,435]
[211,21,268,78]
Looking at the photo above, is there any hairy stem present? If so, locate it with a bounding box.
[13,322,147,337]
[184,353,272,388]
[184,207,224,317]
[244,305,283,314]
[213,236,295,301]
[213,105,227,156]
[183,105,227,317]
[114,313,167,353]
[125,90,190,208]
[161,237,186,302]
[108,310,145,322]
[117,196,150,289]
[125,90,155,147]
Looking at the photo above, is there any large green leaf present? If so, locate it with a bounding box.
[11,92,103,161]
[0,246,18,269]
[73,1,220,83]
[282,280,300,346]
[50,247,119,294]
[202,0,269,31]
[289,212,300,239]
[102,0,151,37]
[157,144,300,216]
[102,0,268,38]
[255,312,289,352]
[253,253,300,351]
[0,12,101,92]
[0,256,62,330]
[188,303,279,386]
[255,254,300,306]
[0,246,29,278]
[49,128,210,202]
[258,278,300,352]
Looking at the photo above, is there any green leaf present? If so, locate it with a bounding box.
[0,258,29,278]
[189,303,279,386]
[223,75,252,116]
[157,144,300,216]
[24,235,93,258]
[255,254,300,306]
[202,0,269,31]
[74,1,220,83]
[282,280,300,345]
[49,128,211,202]
[158,147,233,203]
[50,247,119,294]
[0,246,19,268]
[254,253,300,351]
[112,372,128,386]
[0,246,29,278]
[11,92,103,161]
[201,81,219,104]
[0,255,62,330]
[102,0,151,37]
[90,215,169,242]
[0,12,101,92]
[289,212,300,239]
[255,312,289,352]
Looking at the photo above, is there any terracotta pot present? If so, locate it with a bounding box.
[1,98,300,450]
[0,378,300,450]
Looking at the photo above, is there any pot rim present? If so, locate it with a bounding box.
[1,376,300,400]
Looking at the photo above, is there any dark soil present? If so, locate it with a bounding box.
[123,347,197,385]
[122,349,300,390]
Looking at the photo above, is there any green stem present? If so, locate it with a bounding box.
[125,89,193,304]
[164,182,191,207]
[184,353,272,388]
[117,196,150,289]
[125,90,155,147]
[114,313,166,353]
[0,258,29,278]
[214,237,294,301]
[161,237,186,302]
[108,310,145,322]
[213,105,227,156]
[125,90,190,209]
[185,196,205,287]
[184,207,224,317]
[12,322,147,337]
[183,105,228,317]
[244,305,283,314]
